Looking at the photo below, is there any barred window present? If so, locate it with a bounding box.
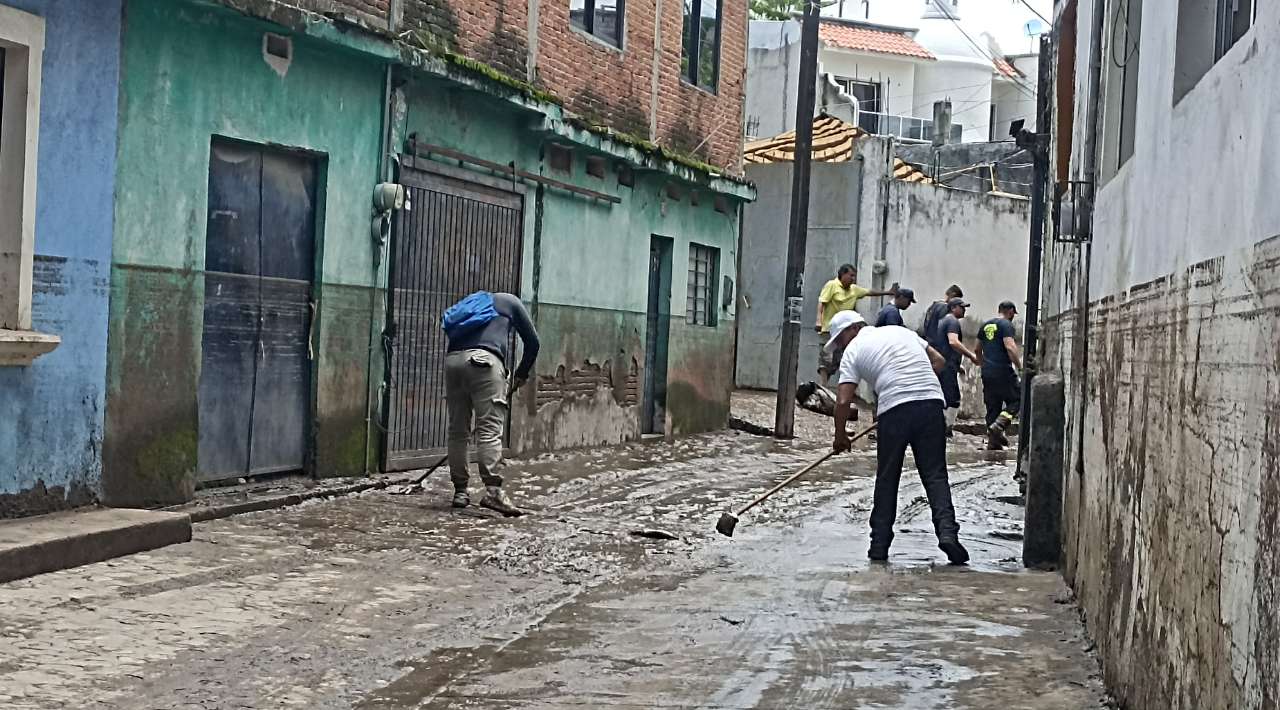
[686,243,719,326]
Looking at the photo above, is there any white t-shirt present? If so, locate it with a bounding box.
[837,325,944,415]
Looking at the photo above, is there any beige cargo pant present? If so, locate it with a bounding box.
[445,349,509,490]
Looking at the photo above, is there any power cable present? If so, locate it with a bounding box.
[933,3,1039,99]
[1017,0,1049,25]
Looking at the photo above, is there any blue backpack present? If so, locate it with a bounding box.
[441,291,499,340]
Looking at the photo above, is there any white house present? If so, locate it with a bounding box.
[746,0,1046,144]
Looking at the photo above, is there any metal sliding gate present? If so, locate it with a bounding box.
[382,163,525,471]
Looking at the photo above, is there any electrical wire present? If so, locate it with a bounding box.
[1017,0,1049,25]
[934,3,1039,99]
[1110,0,1138,69]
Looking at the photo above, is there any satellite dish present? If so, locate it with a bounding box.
[1024,19,1046,36]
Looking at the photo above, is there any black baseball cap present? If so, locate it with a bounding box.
[897,288,916,303]
[999,300,1019,313]
[947,297,970,308]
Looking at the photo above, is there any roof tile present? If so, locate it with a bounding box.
[818,22,936,61]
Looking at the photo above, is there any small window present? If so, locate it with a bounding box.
[836,77,881,113]
[681,0,722,92]
[570,0,624,47]
[686,243,719,326]
[1214,0,1252,59]
[838,77,882,132]
[0,8,47,340]
[1174,0,1253,103]
[547,144,572,173]
[617,164,635,187]
[585,155,607,179]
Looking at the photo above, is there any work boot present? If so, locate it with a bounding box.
[938,537,970,565]
[480,486,524,517]
[451,489,470,508]
[868,533,892,561]
[986,430,1005,451]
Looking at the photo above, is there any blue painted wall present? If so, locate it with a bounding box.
[0,0,120,516]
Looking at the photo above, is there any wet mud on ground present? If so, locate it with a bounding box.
[0,394,1105,709]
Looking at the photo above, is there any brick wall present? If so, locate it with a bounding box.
[534,0,746,172]
[326,0,746,173]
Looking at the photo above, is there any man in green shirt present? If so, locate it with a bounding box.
[814,263,897,383]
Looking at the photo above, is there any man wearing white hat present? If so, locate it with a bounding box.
[825,310,969,565]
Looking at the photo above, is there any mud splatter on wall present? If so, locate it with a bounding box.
[1046,235,1280,709]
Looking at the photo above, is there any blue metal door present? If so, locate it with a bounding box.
[199,139,317,482]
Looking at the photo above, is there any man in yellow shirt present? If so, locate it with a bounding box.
[815,264,897,383]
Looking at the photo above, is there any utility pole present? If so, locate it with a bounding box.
[1013,34,1053,474]
[773,0,822,439]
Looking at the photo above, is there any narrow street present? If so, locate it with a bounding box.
[0,396,1107,709]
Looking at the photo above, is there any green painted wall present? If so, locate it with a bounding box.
[103,0,386,504]
[396,79,741,451]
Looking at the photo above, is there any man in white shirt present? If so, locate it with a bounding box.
[827,311,969,565]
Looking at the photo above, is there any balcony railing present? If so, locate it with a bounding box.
[856,111,963,144]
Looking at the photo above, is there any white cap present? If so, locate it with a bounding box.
[824,311,866,351]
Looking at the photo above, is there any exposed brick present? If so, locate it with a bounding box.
[323,0,746,174]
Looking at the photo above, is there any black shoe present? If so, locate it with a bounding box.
[451,490,470,508]
[868,546,889,562]
[938,538,969,565]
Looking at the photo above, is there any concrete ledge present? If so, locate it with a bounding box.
[0,508,192,584]
[185,480,389,523]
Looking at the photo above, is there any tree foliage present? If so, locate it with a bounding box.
[749,0,835,21]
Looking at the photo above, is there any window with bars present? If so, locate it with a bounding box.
[686,243,719,326]
[570,0,624,47]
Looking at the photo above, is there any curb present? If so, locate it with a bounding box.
[0,509,193,585]
[182,476,419,524]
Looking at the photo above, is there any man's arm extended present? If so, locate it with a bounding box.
[1003,336,1023,370]
[834,382,858,452]
[948,331,980,365]
[507,298,540,384]
[862,282,900,298]
[814,298,826,332]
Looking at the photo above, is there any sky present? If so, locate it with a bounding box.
[821,0,1054,56]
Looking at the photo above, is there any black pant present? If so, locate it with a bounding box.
[937,362,961,409]
[871,399,960,546]
[981,369,1021,426]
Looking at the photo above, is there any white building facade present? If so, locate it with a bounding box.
[746,0,1045,144]
[1040,0,1278,708]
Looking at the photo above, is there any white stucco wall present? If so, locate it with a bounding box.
[745,20,803,139]
[1042,2,1280,709]
[818,48,919,118]
[912,58,993,142]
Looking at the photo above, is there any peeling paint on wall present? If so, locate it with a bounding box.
[536,358,639,408]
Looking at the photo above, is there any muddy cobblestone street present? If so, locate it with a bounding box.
[0,395,1107,709]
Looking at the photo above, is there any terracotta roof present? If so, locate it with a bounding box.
[993,56,1021,78]
[743,115,933,184]
[818,21,935,61]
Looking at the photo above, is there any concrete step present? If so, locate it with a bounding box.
[0,508,192,584]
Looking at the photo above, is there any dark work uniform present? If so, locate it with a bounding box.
[874,303,904,327]
[932,314,963,409]
[979,317,1021,426]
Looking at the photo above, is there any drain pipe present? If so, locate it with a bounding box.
[1070,0,1106,499]
[364,62,397,475]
